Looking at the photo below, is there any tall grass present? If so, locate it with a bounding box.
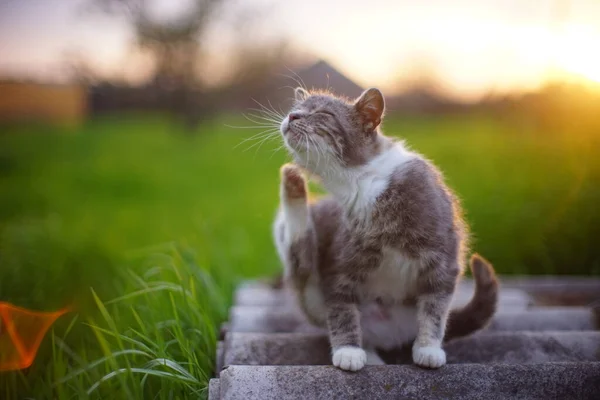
[0,112,598,398]
[2,241,234,399]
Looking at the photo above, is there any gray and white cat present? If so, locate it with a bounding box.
[273,87,499,371]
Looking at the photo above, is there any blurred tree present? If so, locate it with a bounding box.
[78,0,296,126]
[85,0,233,130]
[62,50,102,86]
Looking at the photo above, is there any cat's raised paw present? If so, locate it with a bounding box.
[280,164,307,200]
[332,346,367,371]
[412,346,446,369]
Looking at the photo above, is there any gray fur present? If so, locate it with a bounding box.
[274,87,499,370]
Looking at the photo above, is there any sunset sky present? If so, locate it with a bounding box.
[1,0,599,101]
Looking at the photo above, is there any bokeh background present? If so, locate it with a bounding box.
[1,0,599,398]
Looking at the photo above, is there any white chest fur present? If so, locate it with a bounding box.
[323,141,417,222]
[361,247,422,303]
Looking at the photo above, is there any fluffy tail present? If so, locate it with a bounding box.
[444,254,499,341]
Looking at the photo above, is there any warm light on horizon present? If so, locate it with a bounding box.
[1,0,600,101]
[553,26,600,83]
[308,20,600,102]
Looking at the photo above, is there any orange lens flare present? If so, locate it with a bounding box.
[0,302,70,371]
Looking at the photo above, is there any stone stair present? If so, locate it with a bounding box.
[209,277,600,399]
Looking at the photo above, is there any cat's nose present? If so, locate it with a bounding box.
[288,113,301,122]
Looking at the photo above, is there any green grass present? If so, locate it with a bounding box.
[0,112,599,399]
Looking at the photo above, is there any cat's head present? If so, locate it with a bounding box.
[279,87,386,172]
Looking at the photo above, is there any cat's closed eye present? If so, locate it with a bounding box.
[315,111,335,117]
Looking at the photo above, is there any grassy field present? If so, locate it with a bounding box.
[0,112,599,399]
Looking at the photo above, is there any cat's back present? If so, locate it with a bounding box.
[375,155,456,227]
[371,153,466,258]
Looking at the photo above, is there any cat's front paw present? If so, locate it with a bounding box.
[332,346,367,371]
[280,164,307,200]
[412,345,446,369]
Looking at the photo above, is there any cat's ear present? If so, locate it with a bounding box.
[354,88,385,132]
[294,87,309,102]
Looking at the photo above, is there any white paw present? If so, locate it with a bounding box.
[332,346,367,371]
[412,346,446,369]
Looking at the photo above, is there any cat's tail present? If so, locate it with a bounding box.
[444,254,499,341]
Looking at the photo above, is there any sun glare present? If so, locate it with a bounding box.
[312,18,600,101]
[555,27,600,83]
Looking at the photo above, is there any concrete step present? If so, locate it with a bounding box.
[227,305,599,334]
[486,276,600,306]
[216,363,600,400]
[236,276,600,307]
[222,331,600,366]
[228,305,325,334]
[451,287,533,309]
[488,307,599,331]
[210,278,600,399]
[234,284,534,310]
[208,378,220,400]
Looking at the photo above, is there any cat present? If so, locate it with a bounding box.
[272,86,499,371]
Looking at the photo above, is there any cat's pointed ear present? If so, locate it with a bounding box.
[354,88,385,131]
[294,87,309,102]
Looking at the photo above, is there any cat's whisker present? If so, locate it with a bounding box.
[251,98,283,116]
[278,84,300,92]
[282,66,309,91]
[250,132,279,160]
[243,137,270,156]
[235,135,277,152]
[250,99,285,120]
[241,120,278,129]
[233,101,286,154]
[236,126,280,139]
[234,129,280,150]
[254,104,281,118]
[243,114,282,129]
[267,99,284,119]
[278,104,286,118]
[243,119,279,128]
[315,141,323,172]
[317,139,327,170]
[308,135,321,171]
[278,73,306,92]
[227,123,279,129]
[304,134,311,169]
[246,109,283,122]
[244,131,278,152]
[329,141,343,163]
[252,95,286,117]
[269,143,287,160]
[242,112,281,127]
[307,135,317,168]
[246,111,280,126]
[246,113,281,123]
